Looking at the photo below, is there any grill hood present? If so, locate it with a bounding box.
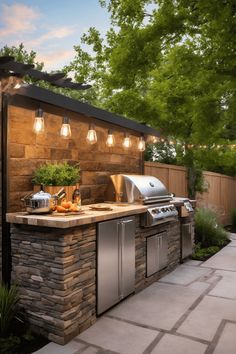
[108,174,172,204]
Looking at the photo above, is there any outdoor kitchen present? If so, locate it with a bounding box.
[0,58,195,345]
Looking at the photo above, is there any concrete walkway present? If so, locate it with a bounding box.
[34,233,236,354]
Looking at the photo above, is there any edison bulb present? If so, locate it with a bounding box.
[138,136,146,151]
[60,116,71,139]
[86,125,97,144]
[106,130,115,147]
[123,135,131,149]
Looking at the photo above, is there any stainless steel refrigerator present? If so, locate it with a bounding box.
[97,216,136,315]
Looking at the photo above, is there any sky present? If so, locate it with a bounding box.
[0,0,110,70]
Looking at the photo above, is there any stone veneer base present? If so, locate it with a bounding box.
[11,216,181,344]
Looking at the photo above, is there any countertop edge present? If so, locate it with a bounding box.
[6,204,147,228]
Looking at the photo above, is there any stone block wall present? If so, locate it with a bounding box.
[11,223,96,344]
[135,218,181,291]
[11,217,181,344]
[8,101,142,212]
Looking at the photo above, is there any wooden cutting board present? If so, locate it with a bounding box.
[51,210,85,216]
[89,206,113,211]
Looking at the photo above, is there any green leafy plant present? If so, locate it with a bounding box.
[0,285,19,337]
[32,162,80,186]
[0,335,21,354]
[192,243,220,261]
[194,208,229,248]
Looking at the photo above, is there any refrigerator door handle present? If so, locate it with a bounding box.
[118,221,123,300]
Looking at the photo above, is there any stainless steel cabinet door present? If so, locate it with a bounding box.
[97,220,119,315]
[159,233,168,269]
[182,223,193,258]
[119,216,136,299]
[146,231,168,277]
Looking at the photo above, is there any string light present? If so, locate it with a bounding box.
[123,133,132,149]
[86,124,97,144]
[33,108,44,134]
[60,116,71,139]
[152,136,159,143]
[106,129,115,147]
[138,136,146,152]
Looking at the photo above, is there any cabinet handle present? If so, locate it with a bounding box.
[122,219,134,224]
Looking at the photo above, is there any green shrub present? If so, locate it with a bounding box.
[231,208,236,228]
[0,335,21,354]
[0,285,19,337]
[194,208,229,248]
[192,243,220,261]
[32,162,80,186]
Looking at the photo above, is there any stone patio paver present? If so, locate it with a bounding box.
[34,233,236,354]
[33,340,86,354]
[177,295,236,341]
[76,317,158,354]
[213,323,236,354]
[150,333,207,354]
[209,270,236,299]
[107,282,206,330]
[159,264,212,285]
[201,245,236,271]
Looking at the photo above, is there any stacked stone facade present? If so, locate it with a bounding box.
[135,218,181,291]
[11,215,181,344]
[11,223,96,344]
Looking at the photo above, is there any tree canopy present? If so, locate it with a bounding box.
[1,0,235,179]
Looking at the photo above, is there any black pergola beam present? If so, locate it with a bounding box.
[16,84,160,137]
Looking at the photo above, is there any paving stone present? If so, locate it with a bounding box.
[159,265,211,285]
[213,323,236,354]
[81,347,100,354]
[228,240,236,247]
[229,233,236,240]
[77,317,158,354]
[150,333,207,354]
[201,246,236,271]
[108,282,205,330]
[188,281,209,291]
[177,296,236,341]
[184,260,203,266]
[209,270,236,299]
[33,340,86,354]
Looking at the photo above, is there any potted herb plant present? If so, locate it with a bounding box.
[32,162,80,201]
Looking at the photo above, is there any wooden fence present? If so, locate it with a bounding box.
[144,162,236,225]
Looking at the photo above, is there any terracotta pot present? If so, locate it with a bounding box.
[33,185,76,202]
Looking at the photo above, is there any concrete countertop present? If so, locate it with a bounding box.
[6,203,147,229]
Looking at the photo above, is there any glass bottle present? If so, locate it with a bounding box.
[72,185,81,209]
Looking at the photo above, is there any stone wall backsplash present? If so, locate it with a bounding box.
[8,101,142,213]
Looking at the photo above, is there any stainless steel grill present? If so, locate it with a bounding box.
[108,174,178,227]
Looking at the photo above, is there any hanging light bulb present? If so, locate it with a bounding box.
[123,133,132,149]
[60,116,71,139]
[138,136,146,151]
[152,136,159,144]
[86,124,97,144]
[33,108,44,134]
[106,129,115,147]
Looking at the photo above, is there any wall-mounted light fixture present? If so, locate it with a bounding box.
[138,135,146,152]
[123,133,131,149]
[106,129,115,147]
[86,124,97,144]
[33,108,44,134]
[60,116,71,139]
